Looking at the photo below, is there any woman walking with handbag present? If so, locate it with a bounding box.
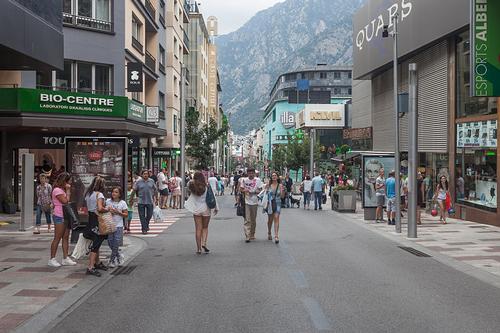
[35,174,52,234]
[48,173,77,267]
[185,172,219,254]
[266,172,285,244]
[84,176,109,276]
[433,175,451,224]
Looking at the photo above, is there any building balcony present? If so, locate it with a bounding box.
[63,12,113,32]
[132,37,144,54]
[145,50,156,72]
[145,0,156,22]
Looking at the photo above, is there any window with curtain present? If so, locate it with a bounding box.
[78,0,92,17]
[95,0,110,21]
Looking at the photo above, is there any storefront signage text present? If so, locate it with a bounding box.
[128,100,146,122]
[280,112,296,129]
[355,0,413,51]
[0,88,128,117]
[310,111,342,121]
[471,0,500,97]
[343,127,373,140]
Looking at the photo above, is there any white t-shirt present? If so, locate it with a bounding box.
[303,180,313,193]
[241,177,263,206]
[175,176,183,190]
[157,172,168,190]
[208,177,218,193]
[85,192,105,213]
[230,176,234,186]
[106,199,128,228]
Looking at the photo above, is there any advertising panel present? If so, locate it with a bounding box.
[127,62,143,92]
[296,104,345,129]
[457,120,497,148]
[128,99,146,122]
[66,137,127,217]
[471,0,500,97]
[362,154,395,208]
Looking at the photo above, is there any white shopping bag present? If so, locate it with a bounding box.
[71,233,92,259]
[153,206,163,223]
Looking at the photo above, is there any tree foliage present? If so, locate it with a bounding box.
[186,107,228,170]
[269,133,320,178]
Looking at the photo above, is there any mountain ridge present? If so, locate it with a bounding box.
[217,0,365,134]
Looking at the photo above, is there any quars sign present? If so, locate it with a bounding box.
[355,0,413,50]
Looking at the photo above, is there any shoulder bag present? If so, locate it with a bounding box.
[206,186,217,209]
[98,211,116,235]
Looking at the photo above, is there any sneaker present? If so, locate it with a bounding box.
[48,258,61,267]
[61,257,77,266]
[119,252,125,262]
[116,257,123,267]
[86,268,102,277]
[107,259,116,268]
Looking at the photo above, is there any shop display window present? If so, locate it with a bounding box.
[455,148,497,211]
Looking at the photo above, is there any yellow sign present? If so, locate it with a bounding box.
[310,111,342,121]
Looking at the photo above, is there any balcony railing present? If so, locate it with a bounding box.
[145,50,156,72]
[63,12,113,32]
[145,0,156,21]
[132,36,144,54]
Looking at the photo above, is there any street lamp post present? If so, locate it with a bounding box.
[180,66,186,209]
[384,14,402,233]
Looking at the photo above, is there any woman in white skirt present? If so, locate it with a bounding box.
[185,171,219,254]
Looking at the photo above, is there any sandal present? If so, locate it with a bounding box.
[274,236,279,244]
[95,262,109,271]
[202,246,210,253]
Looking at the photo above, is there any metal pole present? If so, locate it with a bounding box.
[408,63,418,238]
[180,66,186,209]
[393,13,402,233]
[309,128,315,176]
[20,153,34,232]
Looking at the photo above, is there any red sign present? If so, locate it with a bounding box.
[88,151,103,161]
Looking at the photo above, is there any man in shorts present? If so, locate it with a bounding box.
[157,168,169,209]
[375,168,386,223]
[385,170,397,225]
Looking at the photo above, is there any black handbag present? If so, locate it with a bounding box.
[63,203,79,230]
[236,194,246,217]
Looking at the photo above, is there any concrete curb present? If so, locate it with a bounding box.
[14,235,148,333]
[330,210,500,290]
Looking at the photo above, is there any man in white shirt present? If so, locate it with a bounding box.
[240,168,263,242]
[157,168,169,209]
[208,173,219,196]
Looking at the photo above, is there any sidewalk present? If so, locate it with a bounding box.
[0,221,146,333]
[338,203,500,286]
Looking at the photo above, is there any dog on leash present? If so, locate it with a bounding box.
[290,196,301,208]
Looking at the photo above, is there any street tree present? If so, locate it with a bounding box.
[186,107,228,170]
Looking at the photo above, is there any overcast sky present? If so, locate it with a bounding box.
[199,0,285,35]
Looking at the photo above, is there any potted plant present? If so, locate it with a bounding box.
[331,180,357,213]
[2,189,16,214]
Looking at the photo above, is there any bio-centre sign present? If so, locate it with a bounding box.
[12,88,128,117]
[471,0,500,97]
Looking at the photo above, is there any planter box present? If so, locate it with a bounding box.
[332,190,357,213]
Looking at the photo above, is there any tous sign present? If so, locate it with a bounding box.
[355,0,413,50]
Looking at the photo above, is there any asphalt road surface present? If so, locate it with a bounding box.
[51,196,500,333]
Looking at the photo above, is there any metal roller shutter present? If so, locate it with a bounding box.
[372,40,449,153]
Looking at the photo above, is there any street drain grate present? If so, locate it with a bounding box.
[398,246,431,257]
[111,265,137,276]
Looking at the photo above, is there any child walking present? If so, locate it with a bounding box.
[125,183,134,233]
[106,187,128,267]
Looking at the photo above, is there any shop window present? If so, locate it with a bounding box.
[455,121,497,211]
[457,30,497,118]
[59,61,112,94]
[95,65,111,94]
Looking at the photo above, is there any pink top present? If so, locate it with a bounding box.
[52,187,66,217]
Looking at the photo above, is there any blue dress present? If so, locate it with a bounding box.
[267,185,282,215]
